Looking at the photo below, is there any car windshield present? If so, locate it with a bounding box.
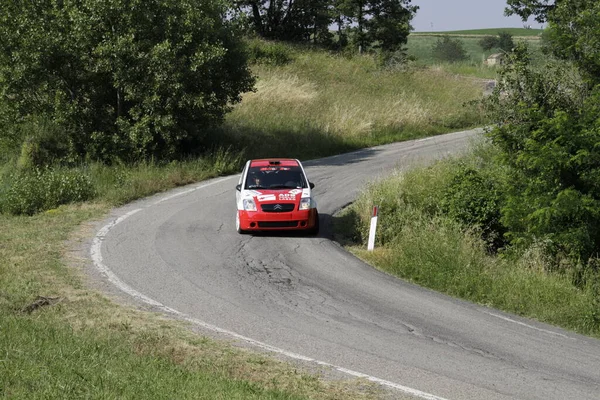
[245,166,307,190]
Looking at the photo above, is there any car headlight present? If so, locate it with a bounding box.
[299,197,311,210]
[243,199,257,211]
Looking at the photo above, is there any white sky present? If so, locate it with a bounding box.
[410,0,545,32]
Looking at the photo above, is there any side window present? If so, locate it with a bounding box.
[238,162,248,186]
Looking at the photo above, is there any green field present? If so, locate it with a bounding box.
[404,30,544,78]
[412,27,543,37]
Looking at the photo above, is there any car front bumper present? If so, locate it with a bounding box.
[238,209,318,231]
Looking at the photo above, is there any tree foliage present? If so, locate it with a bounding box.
[441,166,505,250]
[0,0,255,163]
[497,32,515,52]
[478,32,515,53]
[235,0,418,54]
[479,36,499,51]
[506,0,600,84]
[234,0,332,43]
[483,0,600,269]
[431,36,468,63]
[505,0,557,23]
[485,45,597,260]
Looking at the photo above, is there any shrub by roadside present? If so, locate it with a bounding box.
[0,168,96,215]
[334,141,600,337]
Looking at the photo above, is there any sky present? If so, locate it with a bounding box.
[410,0,545,32]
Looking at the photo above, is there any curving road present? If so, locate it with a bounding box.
[91,129,600,400]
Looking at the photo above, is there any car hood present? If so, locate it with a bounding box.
[244,188,309,203]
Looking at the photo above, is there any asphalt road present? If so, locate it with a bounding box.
[90,129,600,400]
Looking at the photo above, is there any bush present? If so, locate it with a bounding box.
[441,165,505,250]
[0,168,96,215]
[0,0,255,163]
[15,117,75,170]
[485,44,600,266]
[246,39,293,66]
[479,36,499,51]
[432,36,468,62]
[377,49,415,70]
[497,32,515,52]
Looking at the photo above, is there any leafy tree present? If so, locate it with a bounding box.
[235,0,417,52]
[505,0,557,23]
[478,32,514,53]
[341,0,417,53]
[236,0,332,43]
[367,0,418,53]
[484,44,596,260]
[479,35,499,51]
[485,0,600,266]
[343,0,371,52]
[0,0,255,163]
[506,0,600,84]
[497,31,515,52]
[432,36,468,62]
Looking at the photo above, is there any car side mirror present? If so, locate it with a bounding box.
[236,184,241,191]
[309,182,315,189]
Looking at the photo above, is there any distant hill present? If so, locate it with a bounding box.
[411,27,543,38]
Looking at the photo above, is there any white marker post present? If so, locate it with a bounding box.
[367,205,378,251]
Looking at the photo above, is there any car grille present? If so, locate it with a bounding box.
[258,221,299,228]
[260,203,296,212]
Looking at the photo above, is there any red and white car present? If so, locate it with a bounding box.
[235,159,319,234]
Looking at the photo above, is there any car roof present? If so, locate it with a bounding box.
[249,159,300,167]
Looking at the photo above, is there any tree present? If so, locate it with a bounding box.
[235,0,332,43]
[482,0,600,268]
[506,0,600,84]
[367,0,418,53]
[0,0,255,162]
[497,31,515,52]
[478,32,514,53]
[505,0,557,23]
[342,0,417,53]
[343,0,371,52]
[479,35,499,51]
[235,0,418,52]
[432,36,468,62]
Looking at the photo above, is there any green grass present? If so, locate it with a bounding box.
[0,202,384,399]
[2,313,307,399]
[333,141,600,338]
[406,33,544,75]
[90,148,244,206]
[209,45,487,159]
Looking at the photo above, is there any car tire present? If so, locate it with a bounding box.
[236,212,248,234]
[307,212,320,236]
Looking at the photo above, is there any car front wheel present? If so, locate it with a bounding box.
[236,212,248,234]
[307,212,320,236]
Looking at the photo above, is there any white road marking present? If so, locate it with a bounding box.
[90,178,451,400]
[484,311,574,340]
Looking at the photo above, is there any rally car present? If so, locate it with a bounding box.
[235,159,319,235]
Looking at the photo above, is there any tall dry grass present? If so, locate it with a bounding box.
[220,48,486,158]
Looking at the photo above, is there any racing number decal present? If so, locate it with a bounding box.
[278,193,296,201]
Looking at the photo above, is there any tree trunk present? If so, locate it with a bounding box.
[249,1,264,34]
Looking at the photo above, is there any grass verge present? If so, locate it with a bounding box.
[0,201,384,400]
[333,142,600,339]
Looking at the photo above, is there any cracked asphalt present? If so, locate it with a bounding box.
[92,129,600,400]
